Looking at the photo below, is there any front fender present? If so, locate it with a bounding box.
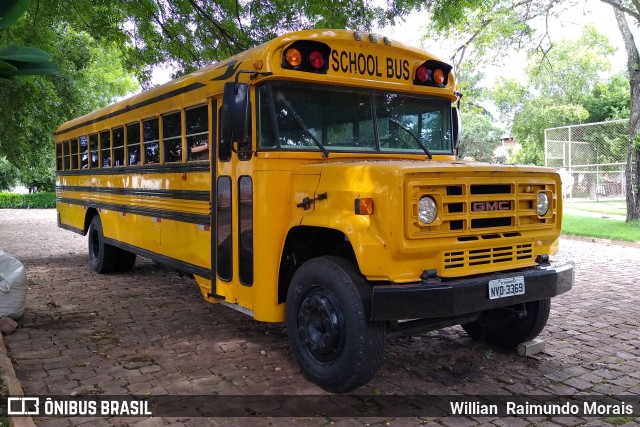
[299,212,392,280]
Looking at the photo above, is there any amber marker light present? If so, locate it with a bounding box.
[355,198,374,215]
[433,69,445,85]
[285,48,302,67]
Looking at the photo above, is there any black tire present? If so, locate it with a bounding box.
[286,256,386,393]
[115,249,137,272]
[461,298,551,348]
[87,215,119,274]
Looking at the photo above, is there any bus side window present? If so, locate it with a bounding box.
[113,127,125,166]
[56,143,63,171]
[143,118,159,164]
[63,141,70,170]
[257,85,276,149]
[89,134,99,168]
[186,105,208,161]
[238,176,253,285]
[218,106,231,162]
[70,139,79,170]
[126,122,141,166]
[80,136,88,169]
[217,176,232,281]
[162,112,182,163]
[100,130,111,168]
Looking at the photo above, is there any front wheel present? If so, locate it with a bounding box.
[461,298,551,348]
[286,256,385,393]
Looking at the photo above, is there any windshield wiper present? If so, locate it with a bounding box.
[389,118,432,159]
[279,98,329,158]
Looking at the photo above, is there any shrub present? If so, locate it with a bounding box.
[0,192,56,209]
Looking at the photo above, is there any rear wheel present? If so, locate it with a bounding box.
[286,256,385,393]
[88,215,119,274]
[461,298,551,348]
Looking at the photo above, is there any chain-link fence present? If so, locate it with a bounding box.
[545,120,629,200]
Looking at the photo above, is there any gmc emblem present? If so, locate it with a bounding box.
[472,201,511,211]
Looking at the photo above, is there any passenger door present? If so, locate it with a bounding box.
[212,87,255,312]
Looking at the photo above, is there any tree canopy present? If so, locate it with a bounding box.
[11,0,424,85]
[0,10,138,191]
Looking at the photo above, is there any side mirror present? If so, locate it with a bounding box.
[452,106,461,152]
[220,82,250,160]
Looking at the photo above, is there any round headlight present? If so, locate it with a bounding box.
[418,196,437,224]
[537,192,549,216]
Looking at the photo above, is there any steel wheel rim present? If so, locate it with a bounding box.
[297,287,345,364]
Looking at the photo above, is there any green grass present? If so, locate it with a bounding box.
[565,200,627,216]
[0,192,56,208]
[562,214,640,242]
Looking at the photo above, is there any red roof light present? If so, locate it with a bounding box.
[308,51,325,69]
[416,66,429,82]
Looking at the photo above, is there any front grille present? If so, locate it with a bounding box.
[444,243,534,270]
[469,184,511,195]
[406,176,556,238]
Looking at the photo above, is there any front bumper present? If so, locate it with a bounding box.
[370,261,574,321]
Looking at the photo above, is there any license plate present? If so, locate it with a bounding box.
[488,276,525,300]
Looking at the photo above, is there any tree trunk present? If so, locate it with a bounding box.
[613,8,640,221]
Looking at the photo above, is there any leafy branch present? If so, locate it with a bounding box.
[0,0,58,80]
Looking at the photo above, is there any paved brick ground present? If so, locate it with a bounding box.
[0,209,639,427]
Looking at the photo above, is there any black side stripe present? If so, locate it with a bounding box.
[55,82,208,136]
[56,162,210,176]
[57,186,210,202]
[57,198,210,225]
[103,237,210,278]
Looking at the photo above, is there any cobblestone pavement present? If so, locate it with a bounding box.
[0,209,639,427]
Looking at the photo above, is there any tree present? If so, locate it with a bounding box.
[489,78,529,125]
[422,0,567,70]
[582,74,630,123]
[0,157,18,192]
[458,111,503,162]
[511,102,589,165]
[0,24,138,190]
[611,5,640,220]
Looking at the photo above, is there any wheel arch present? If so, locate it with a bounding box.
[277,226,358,304]
[83,207,99,235]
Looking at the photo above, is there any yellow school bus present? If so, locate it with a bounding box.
[55,29,574,392]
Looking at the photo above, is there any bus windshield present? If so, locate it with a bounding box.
[257,82,453,155]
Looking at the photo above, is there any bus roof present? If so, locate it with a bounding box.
[55,29,455,137]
